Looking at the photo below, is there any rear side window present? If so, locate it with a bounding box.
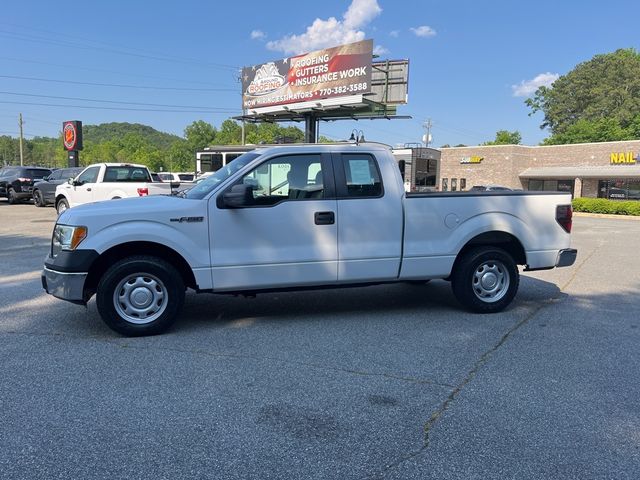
[25,168,51,178]
[64,168,82,179]
[26,169,51,179]
[104,167,151,182]
[178,174,194,181]
[339,154,382,198]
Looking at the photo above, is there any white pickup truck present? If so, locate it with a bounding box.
[54,163,172,214]
[42,143,577,336]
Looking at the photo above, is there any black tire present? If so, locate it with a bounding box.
[56,198,69,215]
[451,247,519,313]
[96,255,185,336]
[7,188,17,205]
[33,189,45,207]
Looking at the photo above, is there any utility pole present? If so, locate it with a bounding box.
[18,113,24,166]
[423,118,432,148]
[238,69,246,145]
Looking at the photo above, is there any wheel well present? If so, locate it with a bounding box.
[55,194,66,205]
[456,231,526,266]
[84,241,198,299]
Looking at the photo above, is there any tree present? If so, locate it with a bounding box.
[482,130,522,145]
[167,140,194,171]
[526,49,640,141]
[541,117,633,145]
[184,120,217,151]
[213,119,243,144]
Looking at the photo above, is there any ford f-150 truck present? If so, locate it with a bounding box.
[54,163,173,214]
[42,143,577,336]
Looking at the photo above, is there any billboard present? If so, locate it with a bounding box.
[242,39,373,111]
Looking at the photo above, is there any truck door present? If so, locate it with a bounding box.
[209,152,338,290]
[333,152,404,282]
[63,165,100,207]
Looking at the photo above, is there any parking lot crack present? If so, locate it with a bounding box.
[369,297,559,479]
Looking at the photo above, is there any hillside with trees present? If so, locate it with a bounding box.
[0,119,317,172]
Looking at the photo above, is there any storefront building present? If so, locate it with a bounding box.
[395,140,640,199]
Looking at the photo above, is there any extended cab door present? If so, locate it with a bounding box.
[209,152,338,290]
[62,165,100,207]
[333,152,404,282]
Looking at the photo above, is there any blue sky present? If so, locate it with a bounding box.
[1,0,639,147]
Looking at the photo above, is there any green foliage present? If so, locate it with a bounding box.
[184,120,217,151]
[483,130,522,145]
[0,119,310,171]
[572,197,640,215]
[84,122,181,149]
[541,116,637,145]
[526,49,640,142]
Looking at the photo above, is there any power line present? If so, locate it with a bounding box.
[0,100,240,114]
[0,91,237,111]
[0,28,240,72]
[0,74,236,92]
[0,56,235,88]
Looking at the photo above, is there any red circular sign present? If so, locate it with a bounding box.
[63,123,77,150]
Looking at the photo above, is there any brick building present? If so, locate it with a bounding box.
[394,140,640,200]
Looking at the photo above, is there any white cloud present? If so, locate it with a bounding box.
[410,25,437,37]
[373,45,389,56]
[266,0,382,55]
[389,30,400,38]
[512,72,559,97]
[250,30,266,40]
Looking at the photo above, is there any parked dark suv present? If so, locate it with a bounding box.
[32,167,83,207]
[0,166,52,204]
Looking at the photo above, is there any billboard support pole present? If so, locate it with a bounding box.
[304,115,317,143]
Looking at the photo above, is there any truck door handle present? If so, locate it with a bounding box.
[86,188,92,191]
[314,211,335,225]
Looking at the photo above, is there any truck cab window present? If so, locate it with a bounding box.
[240,154,324,206]
[340,154,382,197]
[77,166,100,184]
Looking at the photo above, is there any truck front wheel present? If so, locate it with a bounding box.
[451,247,519,313]
[96,255,185,336]
[56,198,69,215]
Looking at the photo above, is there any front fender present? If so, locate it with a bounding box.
[80,220,210,269]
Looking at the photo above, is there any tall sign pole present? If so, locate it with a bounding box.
[18,113,24,166]
[62,121,83,167]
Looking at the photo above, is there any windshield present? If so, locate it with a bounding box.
[185,152,260,200]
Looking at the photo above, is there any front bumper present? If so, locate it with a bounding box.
[556,248,578,267]
[42,267,88,304]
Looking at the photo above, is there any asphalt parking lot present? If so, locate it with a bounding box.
[1,200,639,479]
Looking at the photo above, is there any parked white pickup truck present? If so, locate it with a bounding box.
[42,143,577,336]
[54,163,172,214]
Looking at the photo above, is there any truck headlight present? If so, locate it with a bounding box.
[52,225,88,257]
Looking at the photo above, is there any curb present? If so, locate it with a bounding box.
[573,212,640,221]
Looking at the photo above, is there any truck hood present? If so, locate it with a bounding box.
[57,195,206,227]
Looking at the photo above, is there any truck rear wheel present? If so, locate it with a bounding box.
[96,255,185,336]
[451,247,519,313]
[33,190,45,207]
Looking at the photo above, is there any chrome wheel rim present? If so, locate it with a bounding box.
[57,202,67,214]
[113,272,168,324]
[472,260,510,303]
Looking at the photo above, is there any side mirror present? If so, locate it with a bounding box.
[221,183,253,208]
